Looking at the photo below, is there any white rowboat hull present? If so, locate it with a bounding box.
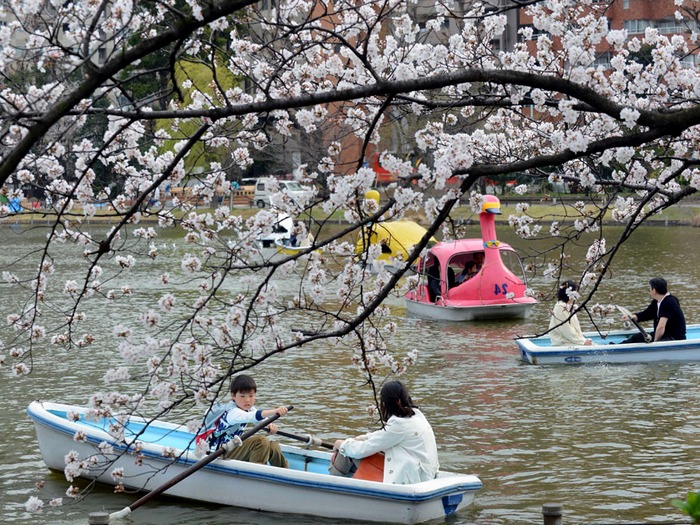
[27,402,481,524]
[516,324,700,365]
[274,238,320,256]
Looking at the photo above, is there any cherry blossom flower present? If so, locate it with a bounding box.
[24,496,44,513]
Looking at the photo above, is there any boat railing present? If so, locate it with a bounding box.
[408,282,429,301]
[411,277,455,303]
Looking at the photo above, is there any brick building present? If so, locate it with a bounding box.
[518,0,698,68]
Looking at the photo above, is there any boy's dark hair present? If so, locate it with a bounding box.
[380,381,417,422]
[557,280,578,303]
[649,277,668,295]
[231,374,257,394]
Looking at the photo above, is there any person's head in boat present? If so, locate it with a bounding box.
[458,261,477,283]
[557,280,579,303]
[649,277,668,296]
[230,374,258,410]
[380,381,417,421]
[473,252,484,269]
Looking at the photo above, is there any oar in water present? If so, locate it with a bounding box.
[617,305,652,343]
[107,406,293,522]
[266,427,335,450]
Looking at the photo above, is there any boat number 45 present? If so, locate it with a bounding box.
[493,283,510,295]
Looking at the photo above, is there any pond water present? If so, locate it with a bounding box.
[1,223,699,525]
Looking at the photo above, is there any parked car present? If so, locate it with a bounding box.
[254,179,310,208]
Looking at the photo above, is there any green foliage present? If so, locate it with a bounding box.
[672,490,700,524]
[629,43,655,66]
[118,27,172,110]
[76,96,112,188]
[156,58,240,172]
[123,60,168,106]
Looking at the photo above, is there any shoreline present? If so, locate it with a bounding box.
[2,197,699,228]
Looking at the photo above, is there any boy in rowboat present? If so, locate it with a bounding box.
[332,381,439,484]
[207,374,289,468]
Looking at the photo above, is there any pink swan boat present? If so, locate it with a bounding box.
[404,195,537,321]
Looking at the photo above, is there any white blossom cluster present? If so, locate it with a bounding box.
[4,1,700,512]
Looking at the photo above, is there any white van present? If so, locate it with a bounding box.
[254,179,309,208]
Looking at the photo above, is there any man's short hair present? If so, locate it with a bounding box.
[649,277,668,295]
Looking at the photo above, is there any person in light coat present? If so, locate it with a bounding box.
[548,280,592,346]
[333,381,439,485]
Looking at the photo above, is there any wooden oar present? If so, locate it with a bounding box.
[617,305,652,343]
[266,427,335,450]
[108,406,293,522]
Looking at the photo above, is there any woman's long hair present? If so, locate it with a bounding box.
[557,280,578,303]
[380,381,417,422]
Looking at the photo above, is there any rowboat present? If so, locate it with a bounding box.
[27,401,482,524]
[255,213,294,249]
[516,324,700,365]
[404,195,537,321]
[274,237,320,256]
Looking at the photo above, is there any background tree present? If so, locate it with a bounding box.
[2,0,700,510]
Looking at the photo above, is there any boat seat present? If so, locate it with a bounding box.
[287,454,331,474]
[447,267,456,289]
[353,453,384,482]
[427,269,441,302]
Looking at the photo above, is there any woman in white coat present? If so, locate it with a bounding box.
[333,381,439,484]
[548,280,592,346]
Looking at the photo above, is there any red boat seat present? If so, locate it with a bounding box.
[353,453,384,482]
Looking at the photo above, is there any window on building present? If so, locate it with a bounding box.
[407,4,433,29]
[656,19,684,34]
[623,0,629,8]
[679,54,696,68]
[624,19,652,34]
[518,24,549,41]
[593,52,611,69]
